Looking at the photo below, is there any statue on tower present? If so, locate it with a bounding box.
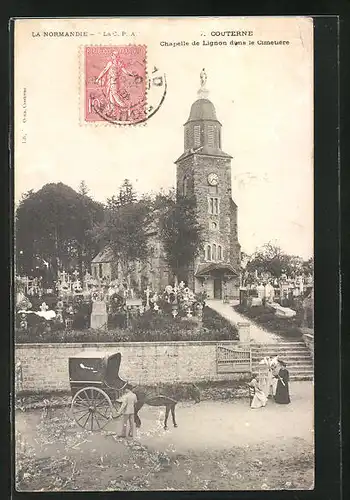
[200,68,207,88]
[198,68,209,99]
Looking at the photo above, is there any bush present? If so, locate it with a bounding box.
[15,305,238,343]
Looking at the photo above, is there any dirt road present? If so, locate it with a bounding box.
[15,382,314,491]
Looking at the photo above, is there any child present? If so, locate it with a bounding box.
[116,384,138,438]
[248,373,268,409]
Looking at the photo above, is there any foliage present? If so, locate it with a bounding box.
[78,180,89,196]
[15,183,104,279]
[301,257,314,276]
[234,304,304,338]
[156,190,203,282]
[106,178,138,209]
[244,243,314,280]
[15,307,238,343]
[92,180,151,285]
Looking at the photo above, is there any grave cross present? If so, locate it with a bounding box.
[145,286,151,309]
[73,270,80,280]
[60,270,68,282]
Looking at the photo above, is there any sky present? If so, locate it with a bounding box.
[14,17,313,259]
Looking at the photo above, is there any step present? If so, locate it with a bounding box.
[290,375,313,381]
[252,368,314,375]
[252,364,313,371]
[282,370,314,376]
[252,364,314,371]
[252,353,312,361]
[252,347,310,358]
[253,342,306,351]
[253,344,308,348]
[252,351,312,358]
[254,341,306,346]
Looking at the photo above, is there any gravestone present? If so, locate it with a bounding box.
[90,300,108,329]
[239,287,248,306]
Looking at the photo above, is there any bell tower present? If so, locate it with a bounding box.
[175,70,241,299]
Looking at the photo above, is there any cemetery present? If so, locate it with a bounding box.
[15,272,238,344]
[236,273,314,338]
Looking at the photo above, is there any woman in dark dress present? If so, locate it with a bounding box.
[274,360,291,404]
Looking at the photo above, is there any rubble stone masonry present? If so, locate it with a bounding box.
[15,341,246,393]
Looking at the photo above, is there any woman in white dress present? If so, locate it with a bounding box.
[248,373,268,409]
[258,356,278,398]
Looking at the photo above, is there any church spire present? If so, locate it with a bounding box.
[197,68,210,99]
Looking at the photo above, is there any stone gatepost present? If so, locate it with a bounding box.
[237,321,251,343]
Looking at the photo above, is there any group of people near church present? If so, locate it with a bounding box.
[248,357,291,409]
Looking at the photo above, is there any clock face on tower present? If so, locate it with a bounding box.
[207,173,218,186]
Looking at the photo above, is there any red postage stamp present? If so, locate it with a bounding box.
[84,45,147,125]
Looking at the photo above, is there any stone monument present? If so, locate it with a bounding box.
[90,300,108,330]
[237,321,251,343]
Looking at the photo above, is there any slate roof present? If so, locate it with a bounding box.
[91,246,114,264]
[175,145,232,163]
[185,98,220,124]
[195,262,239,277]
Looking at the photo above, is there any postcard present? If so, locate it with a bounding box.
[14,17,314,492]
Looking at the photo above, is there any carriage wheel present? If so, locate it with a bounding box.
[71,387,114,431]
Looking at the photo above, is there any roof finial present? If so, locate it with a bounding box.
[198,68,209,99]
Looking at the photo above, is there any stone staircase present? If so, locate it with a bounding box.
[251,341,314,381]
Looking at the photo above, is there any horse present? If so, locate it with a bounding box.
[131,383,201,430]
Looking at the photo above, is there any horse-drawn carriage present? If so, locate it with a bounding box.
[69,351,128,431]
[69,351,201,432]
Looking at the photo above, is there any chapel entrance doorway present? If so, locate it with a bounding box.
[214,278,222,299]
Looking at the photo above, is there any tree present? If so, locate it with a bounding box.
[157,190,203,283]
[15,183,104,279]
[75,187,105,275]
[302,257,314,276]
[244,242,314,281]
[245,243,288,279]
[106,179,137,210]
[78,180,89,196]
[92,180,151,286]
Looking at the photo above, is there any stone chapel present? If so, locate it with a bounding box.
[175,71,241,299]
[91,71,241,299]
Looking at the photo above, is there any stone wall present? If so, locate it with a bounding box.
[15,341,248,393]
[301,329,314,359]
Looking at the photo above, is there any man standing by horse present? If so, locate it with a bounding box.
[116,384,138,438]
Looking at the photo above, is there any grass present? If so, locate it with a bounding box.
[234,303,304,338]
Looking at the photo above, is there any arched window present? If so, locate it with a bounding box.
[212,244,217,261]
[218,245,222,260]
[183,176,189,196]
[208,197,219,214]
[206,245,211,261]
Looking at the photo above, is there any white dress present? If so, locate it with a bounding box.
[249,379,268,409]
